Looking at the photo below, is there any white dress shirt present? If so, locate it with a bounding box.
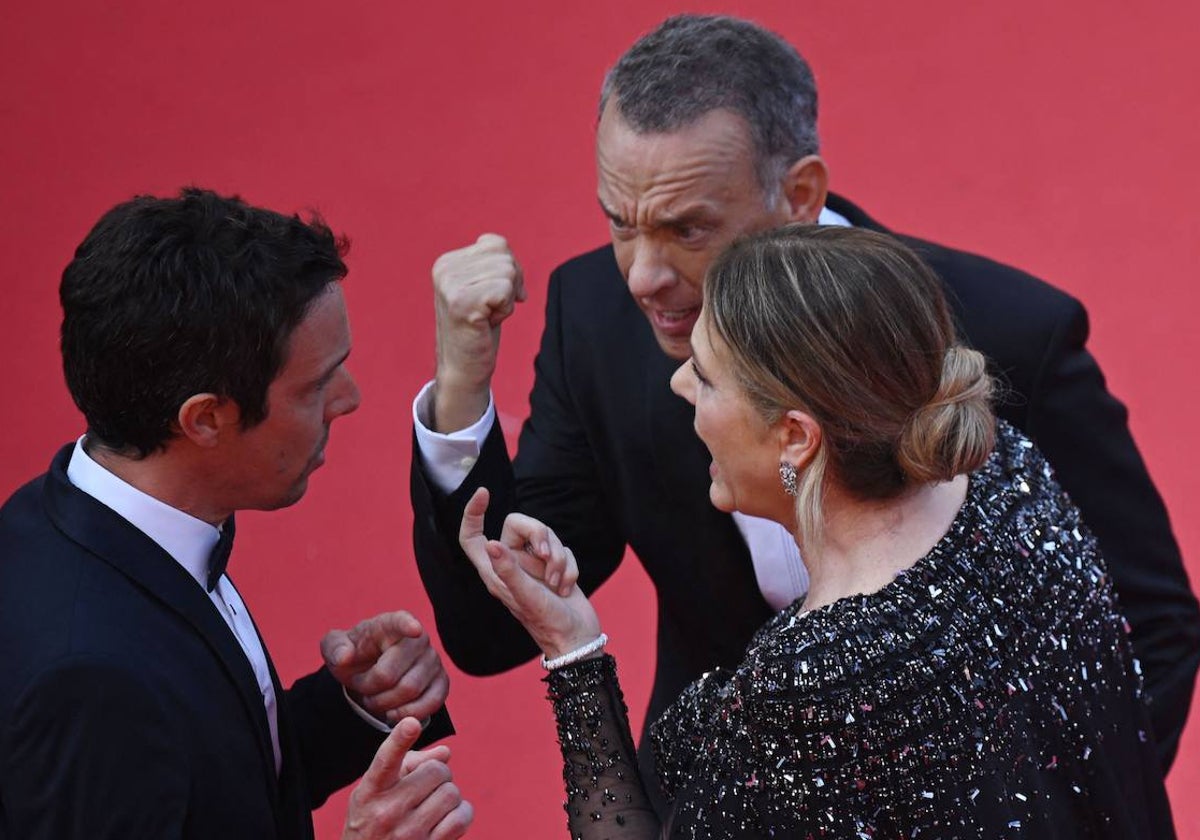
[411,205,851,610]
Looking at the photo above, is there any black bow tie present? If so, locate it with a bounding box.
[207,516,236,592]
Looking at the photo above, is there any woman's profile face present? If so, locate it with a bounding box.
[670,312,783,520]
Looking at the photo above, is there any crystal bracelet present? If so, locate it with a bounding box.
[541,633,609,670]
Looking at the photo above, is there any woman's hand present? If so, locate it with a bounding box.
[458,488,602,659]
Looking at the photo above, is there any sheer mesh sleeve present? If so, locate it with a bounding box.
[544,655,662,838]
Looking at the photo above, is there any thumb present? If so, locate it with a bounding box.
[359,717,424,793]
[459,487,490,549]
[475,232,506,249]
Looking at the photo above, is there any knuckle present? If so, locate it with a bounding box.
[434,674,450,702]
[435,780,462,804]
[396,669,426,699]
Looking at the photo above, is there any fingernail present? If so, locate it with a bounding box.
[540,541,550,557]
[548,571,560,589]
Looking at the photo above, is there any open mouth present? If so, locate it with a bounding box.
[650,306,700,336]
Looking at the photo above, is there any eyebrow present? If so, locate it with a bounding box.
[312,349,351,387]
[597,198,624,224]
[658,208,714,227]
[596,198,714,229]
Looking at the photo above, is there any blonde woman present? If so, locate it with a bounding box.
[459,226,1173,838]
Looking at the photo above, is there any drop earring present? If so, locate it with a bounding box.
[779,462,798,497]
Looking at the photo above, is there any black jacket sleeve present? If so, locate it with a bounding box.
[545,656,660,839]
[1016,298,1200,767]
[901,220,1200,772]
[285,666,454,809]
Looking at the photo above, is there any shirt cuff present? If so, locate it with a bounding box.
[412,380,496,494]
[341,685,433,734]
[342,685,393,733]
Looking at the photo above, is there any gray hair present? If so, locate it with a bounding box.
[599,14,820,201]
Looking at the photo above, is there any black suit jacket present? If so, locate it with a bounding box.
[411,194,1199,777]
[0,444,452,839]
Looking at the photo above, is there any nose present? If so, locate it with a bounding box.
[328,368,362,420]
[625,239,677,301]
[670,360,697,405]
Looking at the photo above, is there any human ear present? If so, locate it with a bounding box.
[778,155,829,224]
[176,393,240,448]
[778,409,822,471]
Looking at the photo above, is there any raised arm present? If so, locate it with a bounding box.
[456,490,660,838]
[429,233,524,434]
[411,256,627,675]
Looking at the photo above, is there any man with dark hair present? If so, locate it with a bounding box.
[410,12,1200,806]
[0,188,471,839]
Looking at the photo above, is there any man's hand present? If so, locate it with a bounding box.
[431,233,525,432]
[343,717,472,840]
[321,612,450,725]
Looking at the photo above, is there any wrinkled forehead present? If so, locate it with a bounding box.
[595,105,762,213]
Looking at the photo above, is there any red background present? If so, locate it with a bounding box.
[2,2,1198,837]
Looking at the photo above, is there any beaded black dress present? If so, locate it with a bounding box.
[545,424,1175,838]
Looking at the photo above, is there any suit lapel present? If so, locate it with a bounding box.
[40,445,280,798]
[244,603,313,839]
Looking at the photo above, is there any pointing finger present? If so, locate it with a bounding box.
[347,611,423,651]
[359,717,424,793]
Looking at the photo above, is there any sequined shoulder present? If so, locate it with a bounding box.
[650,422,1157,837]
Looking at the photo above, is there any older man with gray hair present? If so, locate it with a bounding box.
[409,13,1199,808]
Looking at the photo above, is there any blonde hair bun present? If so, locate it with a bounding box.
[897,346,995,483]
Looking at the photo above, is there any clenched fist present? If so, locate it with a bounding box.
[431,234,525,433]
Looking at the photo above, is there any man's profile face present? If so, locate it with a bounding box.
[596,102,793,360]
[220,283,361,511]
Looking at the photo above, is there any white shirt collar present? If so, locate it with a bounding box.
[66,436,220,588]
[818,205,852,228]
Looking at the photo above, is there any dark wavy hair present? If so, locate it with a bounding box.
[60,187,349,457]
